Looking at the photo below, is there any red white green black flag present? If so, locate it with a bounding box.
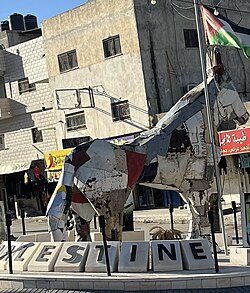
[201,5,250,59]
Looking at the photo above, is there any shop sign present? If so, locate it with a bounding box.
[44,148,73,171]
[47,171,62,181]
[218,128,250,156]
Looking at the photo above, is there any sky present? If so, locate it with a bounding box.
[0,0,88,26]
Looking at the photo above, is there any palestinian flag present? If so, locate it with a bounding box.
[201,5,250,59]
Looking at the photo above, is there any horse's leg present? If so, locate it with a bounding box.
[48,214,68,242]
[183,198,200,239]
[105,212,123,241]
[95,190,129,241]
[179,191,197,238]
[74,213,91,241]
[187,191,211,238]
[47,185,72,242]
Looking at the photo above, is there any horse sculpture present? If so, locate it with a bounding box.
[46,48,249,241]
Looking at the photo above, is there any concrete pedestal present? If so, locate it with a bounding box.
[85,241,119,273]
[118,241,149,272]
[0,242,23,271]
[28,242,63,272]
[230,246,250,266]
[13,242,41,271]
[180,239,214,270]
[151,240,183,272]
[54,242,89,272]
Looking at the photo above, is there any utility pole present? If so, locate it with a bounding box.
[193,0,228,255]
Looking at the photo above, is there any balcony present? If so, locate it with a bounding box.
[0,98,11,120]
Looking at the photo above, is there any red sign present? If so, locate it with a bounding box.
[218,128,250,156]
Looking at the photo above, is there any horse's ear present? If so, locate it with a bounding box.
[213,47,225,76]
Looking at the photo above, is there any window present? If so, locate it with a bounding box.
[18,78,36,94]
[103,35,121,59]
[0,134,5,150]
[32,128,43,143]
[66,111,86,131]
[111,100,130,122]
[58,50,78,73]
[184,29,199,48]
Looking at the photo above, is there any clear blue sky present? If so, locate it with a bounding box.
[0,0,88,26]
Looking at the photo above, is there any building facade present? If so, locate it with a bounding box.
[0,32,57,217]
[1,0,250,218]
[41,0,250,209]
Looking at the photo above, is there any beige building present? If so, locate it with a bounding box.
[41,0,250,209]
[0,0,249,222]
[42,0,250,151]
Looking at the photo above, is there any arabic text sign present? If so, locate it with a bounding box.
[218,128,250,156]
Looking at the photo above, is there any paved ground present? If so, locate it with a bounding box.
[10,216,190,241]
[10,214,238,247]
[2,287,250,292]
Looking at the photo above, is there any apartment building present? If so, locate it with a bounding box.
[0,0,249,221]
[42,0,250,209]
[0,29,57,218]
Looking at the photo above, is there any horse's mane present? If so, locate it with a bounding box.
[126,77,214,152]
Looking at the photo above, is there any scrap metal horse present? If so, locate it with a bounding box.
[47,48,249,241]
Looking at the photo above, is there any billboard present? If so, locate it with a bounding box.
[44,148,73,181]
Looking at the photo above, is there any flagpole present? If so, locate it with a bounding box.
[193,0,228,255]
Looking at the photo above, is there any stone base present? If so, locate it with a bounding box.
[90,231,145,241]
[230,246,250,266]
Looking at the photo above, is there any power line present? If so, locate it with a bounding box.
[172,1,194,9]
[172,4,196,20]
[173,0,250,14]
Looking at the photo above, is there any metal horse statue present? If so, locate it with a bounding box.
[47,48,249,241]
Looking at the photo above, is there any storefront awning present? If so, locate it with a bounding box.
[0,162,31,175]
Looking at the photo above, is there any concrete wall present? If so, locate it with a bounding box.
[42,0,149,147]
[42,0,250,149]
[134,0,250,115]
[0,30,42,49]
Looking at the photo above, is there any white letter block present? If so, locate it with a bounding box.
[12,242,41,271]
[85,241,119,273]
[0,242,23,271]
[180,239,214,270]
[118,241,149,272]
[54,242,89,272]
[28,242,62,272]
[151,240,183,272]
[0,241,8,270]
[230,247,250,266]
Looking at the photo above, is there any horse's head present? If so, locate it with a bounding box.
[208,48,249,127]
[213,72,249,127]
